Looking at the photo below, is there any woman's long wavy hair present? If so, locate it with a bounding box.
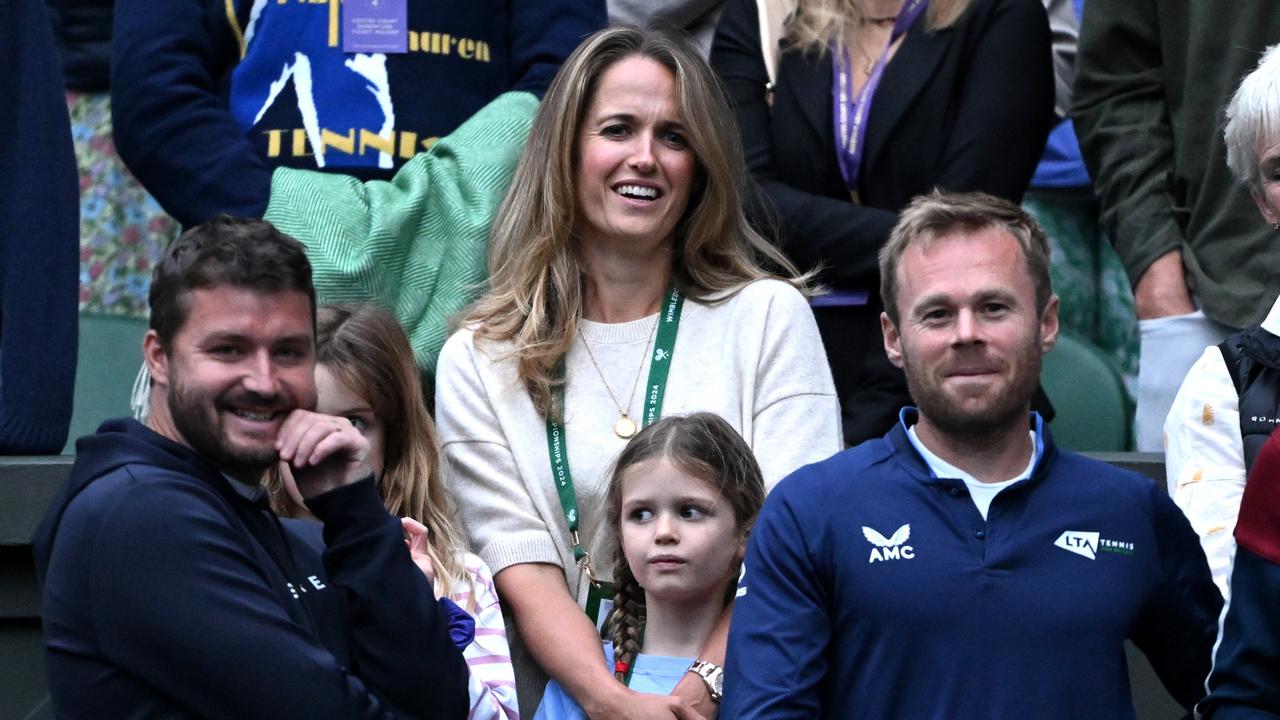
[463,25,813,420]
[786,0,973,56]
[602,413,765,682]
[266,303,475,607]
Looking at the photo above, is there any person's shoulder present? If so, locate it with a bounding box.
[440,323,482,359]
[59,464,233,554]
[438,323,515,378]
[978,0,1047,15]
[75,463,224,515]
[725,277,807,307]
[703,278,812,325]
[964,0,1050,31]
[770,436,899,505]
[1045,447,1166,510]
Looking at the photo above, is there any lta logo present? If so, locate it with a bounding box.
[1054,530,1133,560]
[1054,530,1099,560]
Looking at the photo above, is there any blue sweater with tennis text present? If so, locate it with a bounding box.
[723,411,1221,719]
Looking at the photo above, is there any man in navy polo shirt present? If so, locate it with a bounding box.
[723,191,1221,719]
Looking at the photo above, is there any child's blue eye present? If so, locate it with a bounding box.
[629,509,653,522]
[346,416,367,431]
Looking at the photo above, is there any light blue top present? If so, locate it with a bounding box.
[534,643,694,720]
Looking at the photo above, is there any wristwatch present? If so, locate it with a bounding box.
[689,660,724,703]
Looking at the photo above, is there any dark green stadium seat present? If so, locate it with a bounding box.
[1040,332,1133,452]
[64,314,148,454]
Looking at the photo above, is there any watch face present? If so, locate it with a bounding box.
[711,672,724,694]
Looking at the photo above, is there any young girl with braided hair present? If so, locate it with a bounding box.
[535,413,765,718]
[268,302,519,720]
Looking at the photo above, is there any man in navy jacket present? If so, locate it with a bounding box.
[722,191,1221,719]
[33,217,468,718]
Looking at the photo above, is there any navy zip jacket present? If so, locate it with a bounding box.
[723,411,1222,719]
[33,419,469,718]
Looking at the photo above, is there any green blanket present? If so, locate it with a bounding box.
[264,91,538,385]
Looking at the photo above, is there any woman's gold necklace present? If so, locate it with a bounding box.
[859,46,876,75]
[577,317,659,439]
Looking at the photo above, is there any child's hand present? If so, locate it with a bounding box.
[401,517,441,599]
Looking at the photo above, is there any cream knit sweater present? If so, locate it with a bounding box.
[435,278,842,708]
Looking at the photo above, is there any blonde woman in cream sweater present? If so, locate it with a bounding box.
[435,26,841,720]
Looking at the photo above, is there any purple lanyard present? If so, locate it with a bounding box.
[832,0,929,191]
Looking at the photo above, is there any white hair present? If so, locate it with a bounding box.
[1224,44,1280,189]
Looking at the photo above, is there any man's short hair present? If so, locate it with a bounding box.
[879,190,1053,326]
[149,216,316,346]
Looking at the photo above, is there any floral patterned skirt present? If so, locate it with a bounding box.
[68,91,179,318]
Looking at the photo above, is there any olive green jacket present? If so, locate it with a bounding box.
[1073,0,1280,329]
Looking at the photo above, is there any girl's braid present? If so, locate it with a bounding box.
[607,569,647,683]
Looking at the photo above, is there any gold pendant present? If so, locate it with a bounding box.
[613,415,638,439]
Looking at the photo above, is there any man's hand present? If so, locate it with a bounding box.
[275,410,372,499]
[585,684,706,720]
[401,517,441,599]
[1133,249,1195,320]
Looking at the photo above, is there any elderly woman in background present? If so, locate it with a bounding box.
[1180,43,1280,718]
[435,25,842,718]
[711,0,1055,445]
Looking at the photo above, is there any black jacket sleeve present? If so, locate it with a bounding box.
[308,479,470,717]
[90,476,467,718]
[111,0,271,226]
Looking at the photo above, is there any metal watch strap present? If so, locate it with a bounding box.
[689,660,723,703]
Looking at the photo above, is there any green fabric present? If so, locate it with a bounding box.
[1023,188,1138,395]
[264,91,539,382]
[1073,1,1280,329]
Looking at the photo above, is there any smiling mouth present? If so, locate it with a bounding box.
[614,183,662,201]
[227,408,285,423]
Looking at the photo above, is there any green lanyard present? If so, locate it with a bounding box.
[544,287,685,586]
